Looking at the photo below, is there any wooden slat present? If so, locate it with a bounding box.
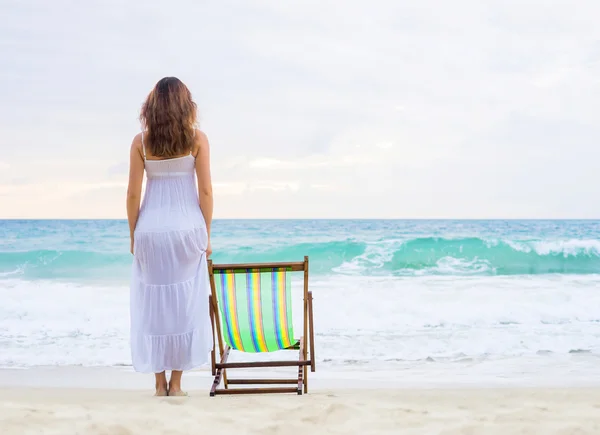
[211,261,306,272]
[214,387,299,395]
[227,379,297,385]
[308,291,316,373]
[215,360,311,369]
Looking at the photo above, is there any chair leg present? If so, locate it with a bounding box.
[308,291,316,373]
[304,365,308,394]
[297,337,304,395]
[210,345,231,396]
[209,296,216,376]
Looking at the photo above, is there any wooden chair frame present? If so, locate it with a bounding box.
[207,256,315,396]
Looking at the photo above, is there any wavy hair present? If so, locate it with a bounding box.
[139,77,197,157]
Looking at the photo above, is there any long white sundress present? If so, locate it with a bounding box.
[130,132,213,373]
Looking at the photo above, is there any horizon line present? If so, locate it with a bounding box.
[1,218,600,221]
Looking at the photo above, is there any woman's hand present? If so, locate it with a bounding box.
[206,240,212,258]
[130,239,134,255]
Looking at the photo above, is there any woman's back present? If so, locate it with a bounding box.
[127,77,214,392]
[137,137,205,232]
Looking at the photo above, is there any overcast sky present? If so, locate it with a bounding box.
[1,0,600,219]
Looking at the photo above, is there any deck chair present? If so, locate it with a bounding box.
[207,256,315,396]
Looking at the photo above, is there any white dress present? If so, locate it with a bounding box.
[130,134,213,373]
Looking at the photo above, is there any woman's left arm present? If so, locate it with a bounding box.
[126,135,144,254]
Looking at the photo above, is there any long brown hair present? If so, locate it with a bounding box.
[139,77,197,157]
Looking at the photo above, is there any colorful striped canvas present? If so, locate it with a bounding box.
[213,268,296,352]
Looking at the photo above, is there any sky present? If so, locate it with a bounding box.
[1,0,600,219]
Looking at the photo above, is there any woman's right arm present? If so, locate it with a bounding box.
[195,130,213,242]
[126,135,145,254]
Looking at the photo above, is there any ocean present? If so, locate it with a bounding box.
[1,219,599,385]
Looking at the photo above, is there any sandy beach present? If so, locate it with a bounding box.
[0,368,598,435]
[2,386,600,434]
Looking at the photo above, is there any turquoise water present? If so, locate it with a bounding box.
[1,219,600,281]
[1,219,600,377]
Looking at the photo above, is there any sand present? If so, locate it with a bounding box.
[1,386,600,434]
[0,367,598,434]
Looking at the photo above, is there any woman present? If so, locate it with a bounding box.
[126,77,214,396]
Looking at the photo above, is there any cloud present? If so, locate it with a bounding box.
[214,181,301,195]
[213,182,247,196]
[1,0,600,218]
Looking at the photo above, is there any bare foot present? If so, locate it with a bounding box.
[154,389,168,397]
[168,389,188,397]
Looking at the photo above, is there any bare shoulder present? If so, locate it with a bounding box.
[132,132,143,148]
[130,133,144,157]
[193,129,209,156]
[195,129,209,145]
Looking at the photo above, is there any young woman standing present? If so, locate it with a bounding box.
[126,77,214,396]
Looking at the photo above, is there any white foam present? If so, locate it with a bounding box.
[332,239,399,275]
[0,279,131,368]
[0,266,25,278]
[530,239,600,256]
[1,275,600,371]
[412,256,493,276]
[505,239,600,256]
